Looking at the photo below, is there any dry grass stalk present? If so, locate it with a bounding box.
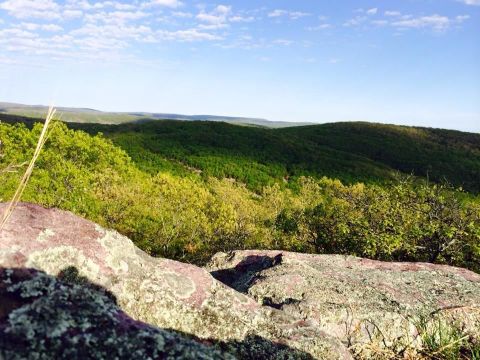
[0,106,56,231]
[0,162,29,174]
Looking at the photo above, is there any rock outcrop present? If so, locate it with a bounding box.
[0,267,231,359]
[208,250,480,358]
[2,203,480,359]
[0,203,349,359]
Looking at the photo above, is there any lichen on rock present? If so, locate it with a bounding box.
[0,203,350,359]
[5,203,478,359]
[0,268,231,360]
[207,250,480,358]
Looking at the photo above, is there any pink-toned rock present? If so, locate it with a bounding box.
[0,203,350,359]
[0,268,233,360]
[207,250,480,358]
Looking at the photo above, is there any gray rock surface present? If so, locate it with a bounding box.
[207,250,480,358]
[0,267,231,360]
[0,203,349,359]
[3,203,479,359]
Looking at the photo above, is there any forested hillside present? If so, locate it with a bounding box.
[2,113,479,193]
[72,119,480,193]
[1,115,479,272]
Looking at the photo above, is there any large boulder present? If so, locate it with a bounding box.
[207,251,480,358]
[0,267,231,359]
[0,203,350,359]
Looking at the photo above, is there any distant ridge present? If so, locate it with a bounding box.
[0,102,312,128]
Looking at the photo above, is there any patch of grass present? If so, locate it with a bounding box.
[415,316,478,360]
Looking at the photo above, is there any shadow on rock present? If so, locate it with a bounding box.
[210,254,283,294]
[0,266,314,360]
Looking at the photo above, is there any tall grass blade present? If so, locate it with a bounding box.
[0,106,56,231]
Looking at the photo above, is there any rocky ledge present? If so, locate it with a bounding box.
[1,203,479,359]
[208,251,480,358]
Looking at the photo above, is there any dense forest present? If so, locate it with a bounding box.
[75,119,480,193]
[1,115,479,272]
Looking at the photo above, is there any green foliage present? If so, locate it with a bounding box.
[1,120,479,273]
[0,122,273,263]
[279,122,480,194]
[414,316,479,360]
[3,114,480,193]
[0,121,134,216]
[64,119,480,193]
[273,177,480,272]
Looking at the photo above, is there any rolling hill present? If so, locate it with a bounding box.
[1,112,480,275]
[2,112,479,193]
[0,102,311,128]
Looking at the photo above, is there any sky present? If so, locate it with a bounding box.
[0,0,479,132]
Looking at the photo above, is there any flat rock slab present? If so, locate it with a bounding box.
[207,250,480,357]
[0,203,350,359]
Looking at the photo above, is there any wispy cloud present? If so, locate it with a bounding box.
[345,8,470,32]
[273,39,293,46]
[268,9,310,20]
[0,1,475,67]
[377,11,470,31]
[385,11,402,17]
[230,15,255,23]
[306,23,332,31]
[158,28,222,41]
[0,0,236,62]
[143,0,183,9]
[0,0,60,19]
[196,4,231,29]
[458,0,480,5]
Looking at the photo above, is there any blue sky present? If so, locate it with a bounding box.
[0,0,479,131]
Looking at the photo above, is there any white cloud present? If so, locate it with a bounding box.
[289,11,310,20]
[0,0,231,61]
[63,9,83,19]
[72,23,153,42]
[74,36,127,50]
[344,16,367,27]
[85,10,149,24]
[391,14,468,31]
[215,5,230,14]
[268,9,310,20]
[0,26,74,56]
[0,54,20,65]
[458,0,480,5]
[229,15,254,23]
[385,11,401,17]
[371,20,388,26]
[306,23,331,31]
[158,28,221,41]
[144,0,183,8]
[0,28,37,38]
[19,22,63,31]
[197,4,231,24]
[268,9,287,18]
[345,9,470,32]
[197,12,225,24]
[172,11,193,18]
[67,1,137,11]
[0,0,60,19]
[41,23,63,31]
[456,15,471,21]
[273,39,293,46]
[196,4,232,30]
